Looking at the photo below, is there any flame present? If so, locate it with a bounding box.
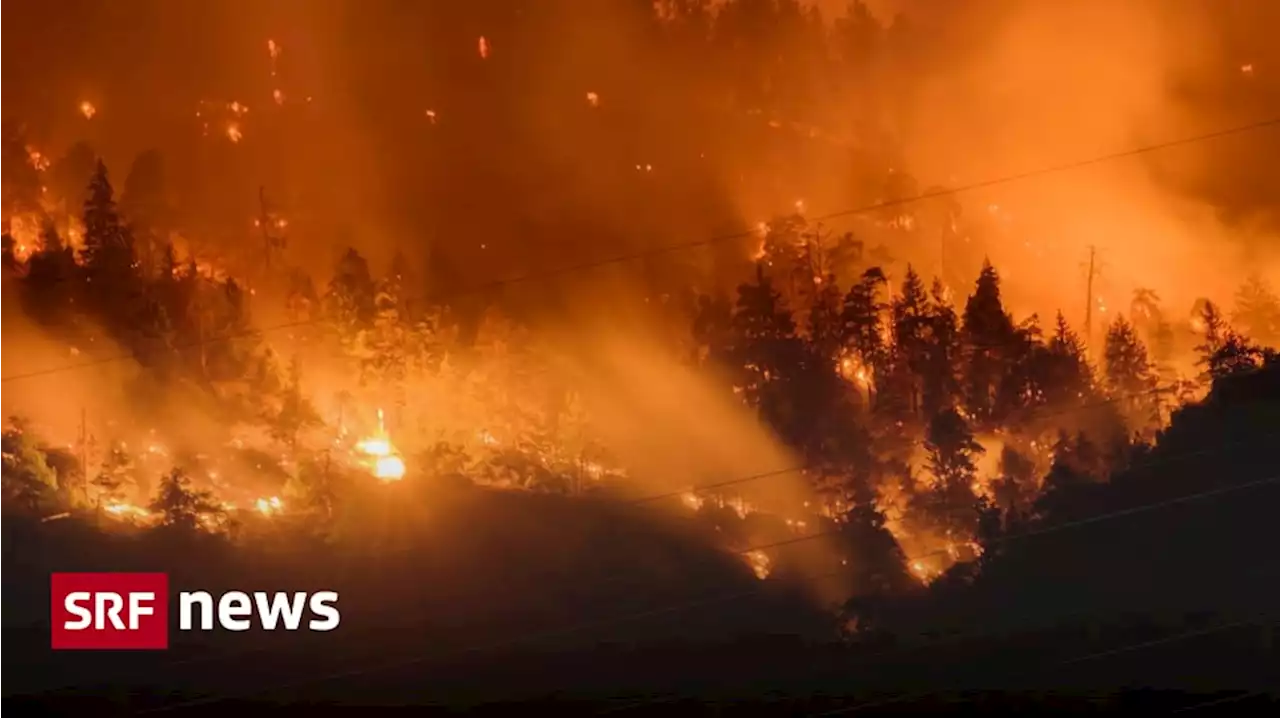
[79,101,96,119]
[103,502,152,521]
[586,91,599,107]
[745,550,771,580]
[26,146,50,171]
[228,101,249,115]
[272,89,285,105]
[478,36,490,59]
[267,39,280,60]
[425,109,437,124]
[226,123,243,143]
[354,408,406,481]
[255,496,283,516]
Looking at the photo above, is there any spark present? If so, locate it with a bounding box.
[586,91,599,107]
[478,36,490,59]
[1241,63,1254,76]
[273,89,285,105]
[228,101,249,116]
[267,39,280,60]
[425,109,437,124]
[226,123,243,143]
[26,146,50,171]
[79,101,96,119]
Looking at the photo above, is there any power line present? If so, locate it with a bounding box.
[138,464,1280,714]
[5,115,1279,385]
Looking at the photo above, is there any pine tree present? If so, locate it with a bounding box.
[23,219,78,318]
[1037,311,1094,408]
[150,468,223,532]
[1193,301,1230,381]
[730,264,804,404]
[919,406,985,542]
[1232,275,1280,346]
[806,273,845,365]
[272,356,322,451]
[1104,316,1159,430]
[80,161,138,313]
[890,264,930,415]
[920,278,960,417]
[324,248,377,341]
[841,266,889,390]
[961,259,1016,426]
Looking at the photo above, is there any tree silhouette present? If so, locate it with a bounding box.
[1232,275,1280,346]
[149,468,223,532]
[961,259,1016,427]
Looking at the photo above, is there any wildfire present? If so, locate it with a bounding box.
[103,502,152,522]
[745,550,771,580]
[26,146,50,171]
[354,409,406,481]
[255,496,283,516]
[79,101,96,119]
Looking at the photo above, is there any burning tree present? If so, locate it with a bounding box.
[149,468,225,532]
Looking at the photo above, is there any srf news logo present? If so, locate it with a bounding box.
[51,573,340,650]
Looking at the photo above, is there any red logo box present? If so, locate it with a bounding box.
[50,573,170,650]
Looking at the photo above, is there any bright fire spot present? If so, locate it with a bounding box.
[746,550,771,580]
[267,38,280,60]
[794,198,806,214]
[226,123,243,143]
[586,91,599,107]
[104,502,151,521]
[273,89,285,105]
[355,409,406,481]
[255,496,283,516]
[1241,63,1254,75]
[425,109,437,124]
[79,101,96,119]
[478,36,490,59]
[229,101,249,115]
[26,146,50,171]
[374,455,406,480]
[681,491,704,511]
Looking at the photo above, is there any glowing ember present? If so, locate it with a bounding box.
[273,89,285,105]
[478,36,490,59]
[255,496,283,516]
[79,101,96,119]
[746,550,771,580]
[267,38,280,60]
[586,91,599,107]
[226,123,243,143]
[425,109,437,124]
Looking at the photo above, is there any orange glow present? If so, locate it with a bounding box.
[78,101,96,119]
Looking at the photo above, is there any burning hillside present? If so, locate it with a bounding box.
[3,0,1280,621]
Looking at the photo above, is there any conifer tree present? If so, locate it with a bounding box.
[1232,275,1280,346]
[841,266,889,392]
[961,259,1016,426]
[890,264,930,415]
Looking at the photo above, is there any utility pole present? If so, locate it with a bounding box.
[1083,245,1098,347]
